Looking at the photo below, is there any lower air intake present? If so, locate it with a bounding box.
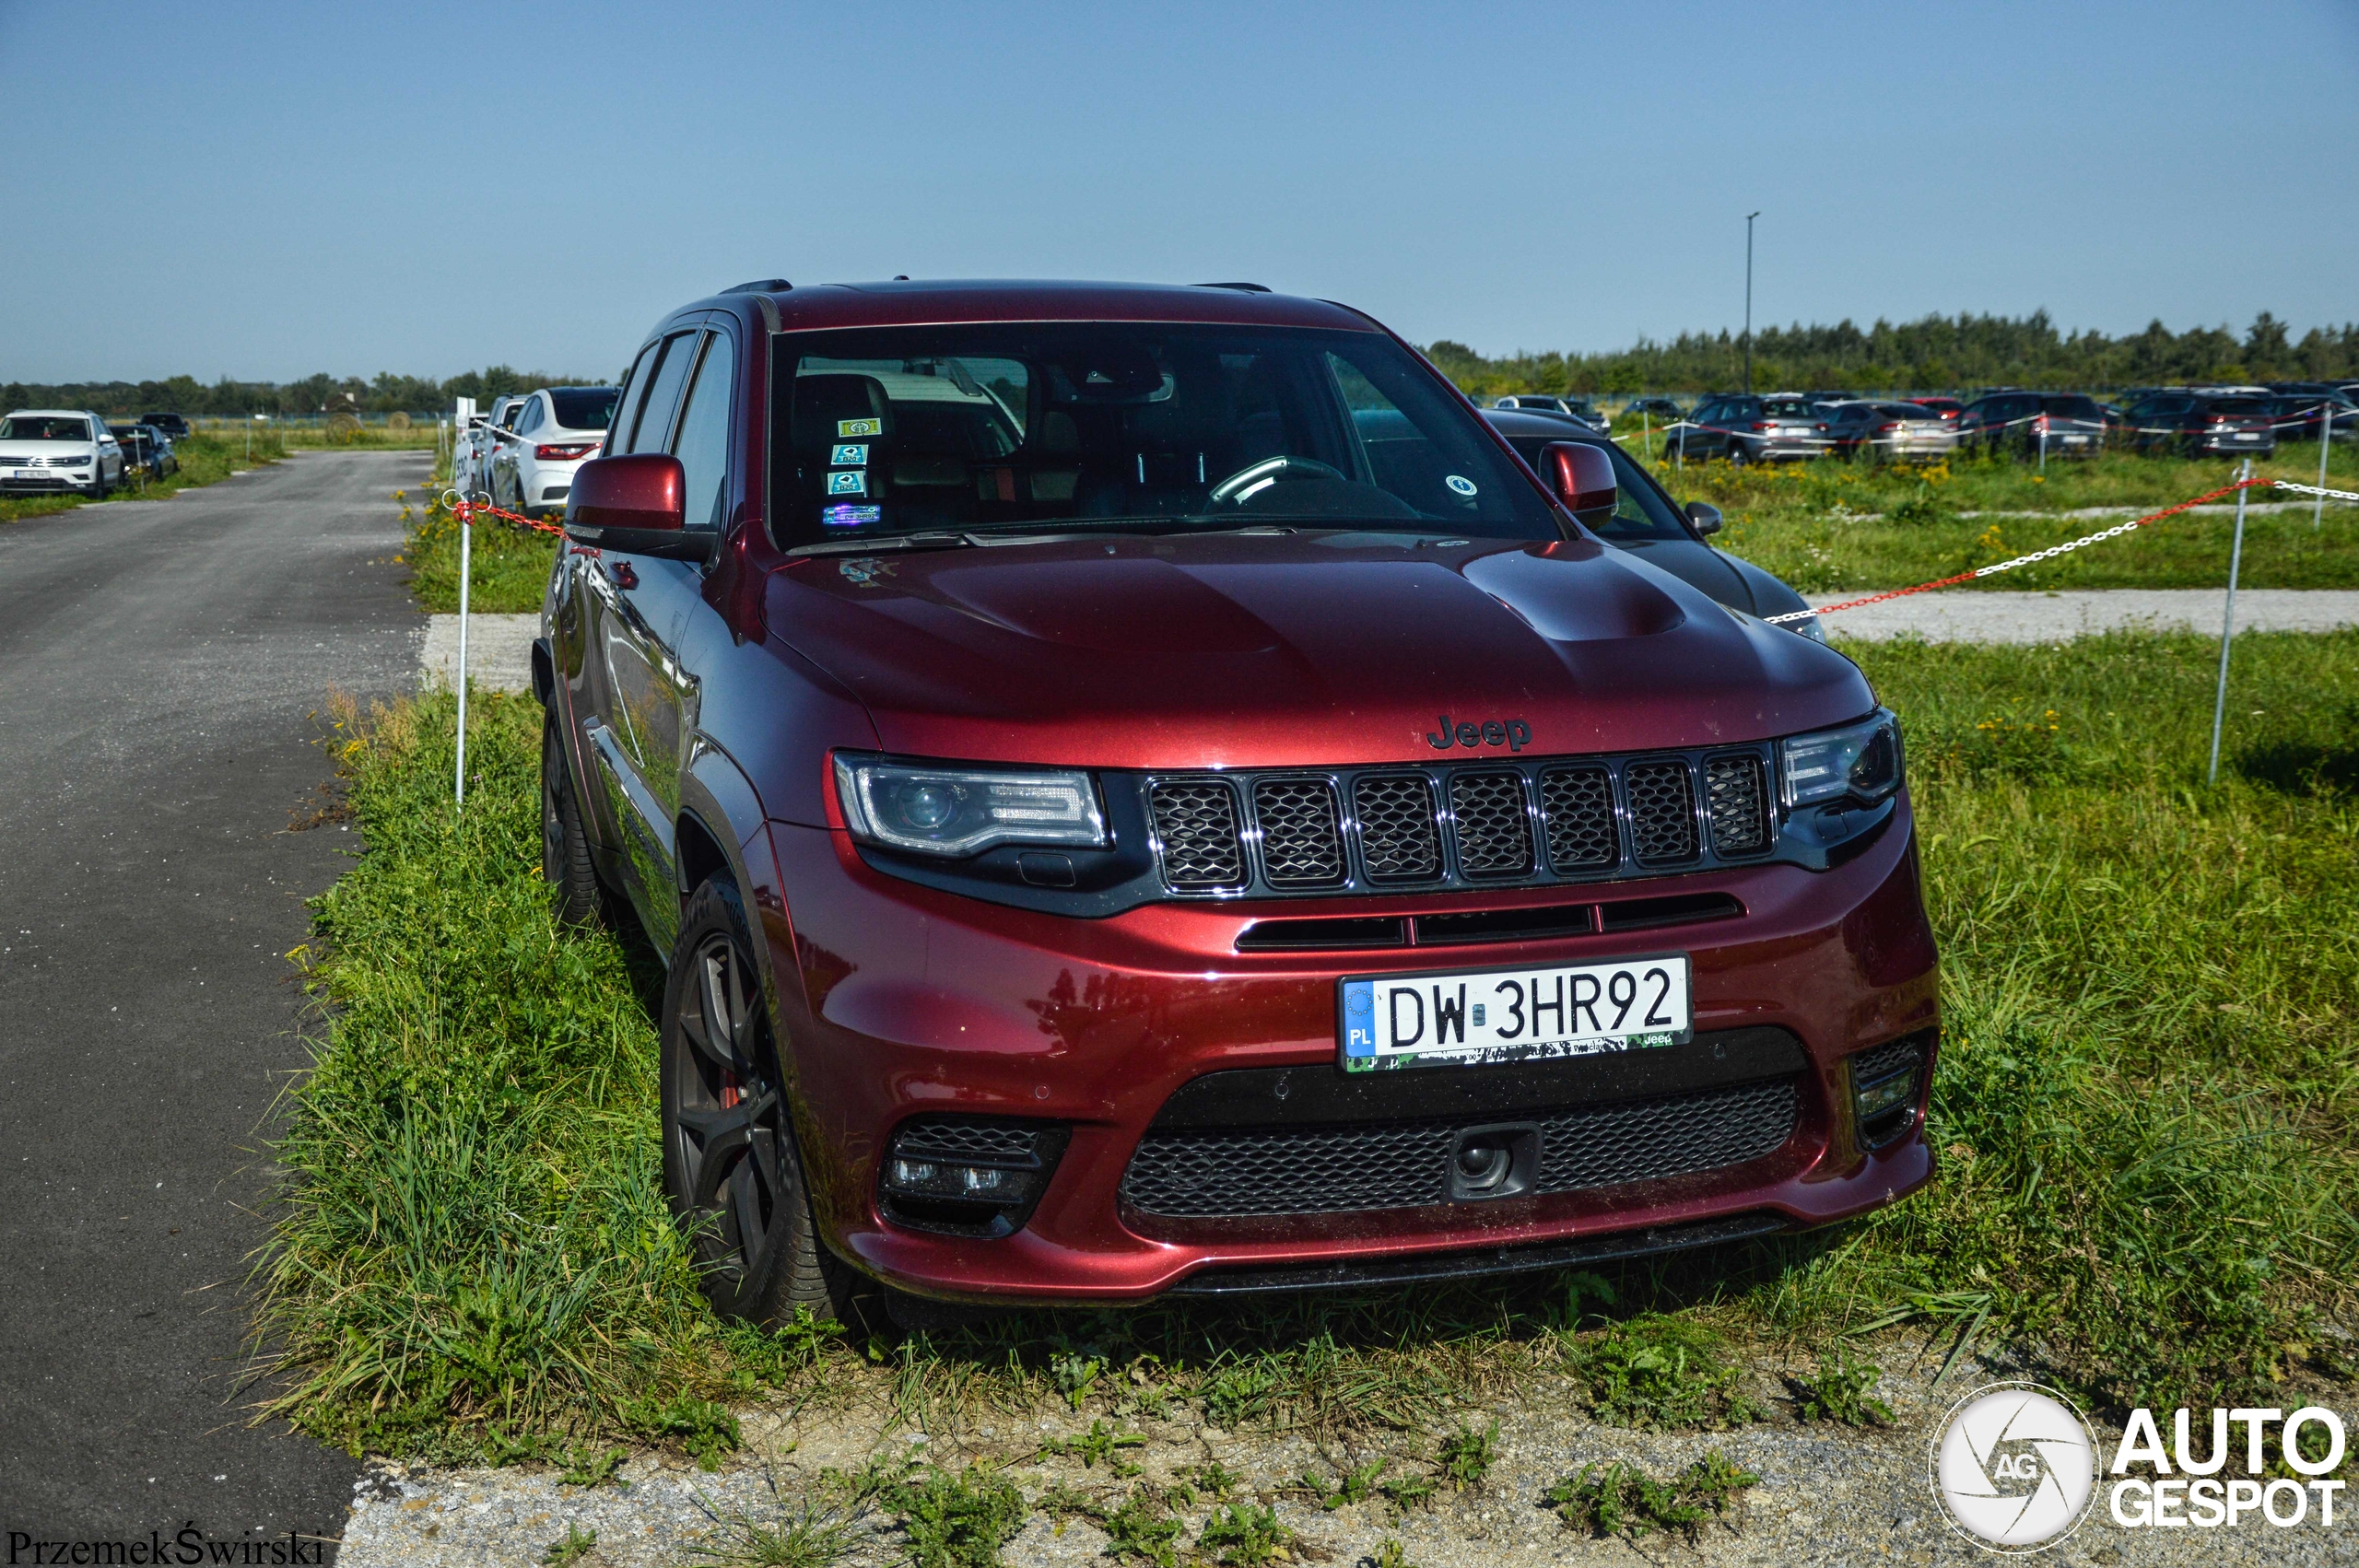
[1120,1077,1799,1220]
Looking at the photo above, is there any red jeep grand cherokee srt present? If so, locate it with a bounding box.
[536,279,1937,1322]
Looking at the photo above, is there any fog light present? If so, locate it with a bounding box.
[878,1116,1069,1238]
[1849,1039,1927,1150]
[1854,1071,1917,1123]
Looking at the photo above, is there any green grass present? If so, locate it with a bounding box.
[403,488,557,614]
[1628,442,2359,591]
[0,429,289,526]
[262,632,2359,1459]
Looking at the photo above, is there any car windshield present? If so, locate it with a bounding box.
[2042,396,2103,418]
[2209,398,2269,415]
[0,416,92,441]
[1761,399,1816,418]
[548,388,619,430]
[771,322,1560,548]
[1882,403,1937,420]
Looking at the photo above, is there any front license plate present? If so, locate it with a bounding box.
[1340,954,1691,1072]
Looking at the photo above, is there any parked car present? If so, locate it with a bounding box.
[1957,392,2105,458]
[2118,390,2276,459]
[107,422,179,479]
[1623,396,1688,422]
[538,278,1936,1323]
[1662,394,1826,464]
[1483,409,1821,638]
[2263,388,2357,443]
[457,395,525,498]
[489,385,621,518]
[1492,393,1607,431]
[1819,401,1957,462]
[0,409,125,497]
[138,411,191,439]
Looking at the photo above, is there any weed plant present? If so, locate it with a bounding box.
[264,632,2358,1455]
[1541,1451,1758,1540]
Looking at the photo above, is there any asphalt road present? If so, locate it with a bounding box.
[0,451,430,1555]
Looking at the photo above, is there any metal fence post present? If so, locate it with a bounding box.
[2318,400,2334,529]
[454,512,472,807]
[2205,459,2253,786]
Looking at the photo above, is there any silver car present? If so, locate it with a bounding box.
[1822,401,1956,462]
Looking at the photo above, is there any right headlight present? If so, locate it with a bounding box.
[834,753,1109,858]
[1781,709,1903,807]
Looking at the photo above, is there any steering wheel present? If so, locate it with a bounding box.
[1205,454,1348,506]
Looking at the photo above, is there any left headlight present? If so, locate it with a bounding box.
[834,754,1109,857]
[1781,709,1903,807]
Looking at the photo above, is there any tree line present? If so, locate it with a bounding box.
[1422,311,2359,398]
[11,311,2356,415]
[0,367,599,419]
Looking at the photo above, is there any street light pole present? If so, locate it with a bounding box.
[1743,211,1761,394]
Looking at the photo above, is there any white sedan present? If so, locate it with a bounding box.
[0,409,125,497]
[489,386,619,518]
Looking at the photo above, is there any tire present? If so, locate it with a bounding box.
[661,874,866,1327]
[541,712,607,927]
[1727,443,1749,469]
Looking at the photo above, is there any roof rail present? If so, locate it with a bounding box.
[1195,281,1271,293]
[722,278,792,294]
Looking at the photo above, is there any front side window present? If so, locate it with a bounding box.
[670,332,735,532]
[0,415,93,441]
[1494,433,1687,543]
[769,322,1558,548]
[625,331,701,454]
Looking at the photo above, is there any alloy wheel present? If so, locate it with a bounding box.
[669,930,793,1285]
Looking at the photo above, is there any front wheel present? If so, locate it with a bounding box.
[661,876,863,1326]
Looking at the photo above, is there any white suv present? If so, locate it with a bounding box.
[0,410,125,497]
[488,386,619,518]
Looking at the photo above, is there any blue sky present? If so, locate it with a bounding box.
[4,0,2354,382]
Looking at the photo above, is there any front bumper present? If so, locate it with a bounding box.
[762,789,1940,1304]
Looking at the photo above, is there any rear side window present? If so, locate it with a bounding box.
[549,388,619,430]
[625,331,702,454]
[669,333,736,532]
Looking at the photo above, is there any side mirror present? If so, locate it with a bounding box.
[564,453,709,560]
[1540,440,1617,521]
[1684,501,1724,536]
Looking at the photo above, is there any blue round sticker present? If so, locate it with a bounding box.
[1445,474,1477,497]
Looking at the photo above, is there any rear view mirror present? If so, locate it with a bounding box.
[1684,501,1724,536]
[564,454,709,560]
[1540,441,1617,520]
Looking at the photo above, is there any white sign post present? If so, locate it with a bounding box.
[454,504,472,807]
[2318,400,2335,530]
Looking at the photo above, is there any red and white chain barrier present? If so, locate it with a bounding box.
[1762,474,2350,625]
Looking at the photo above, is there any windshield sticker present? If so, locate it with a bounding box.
[1445,474,1478,497]
[829,443,870,467]
[826,471,870,497]
[821,503,882,529]
[837,417,883,439]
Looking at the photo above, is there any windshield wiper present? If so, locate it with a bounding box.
[786,531,984,557]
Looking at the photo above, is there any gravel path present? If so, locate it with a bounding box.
[1805,588,2359,642]
[338,1346,2351,1566]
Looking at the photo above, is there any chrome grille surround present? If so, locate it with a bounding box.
[1141,743,1778,898]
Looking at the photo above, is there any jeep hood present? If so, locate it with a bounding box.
[762,532,1872,768]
